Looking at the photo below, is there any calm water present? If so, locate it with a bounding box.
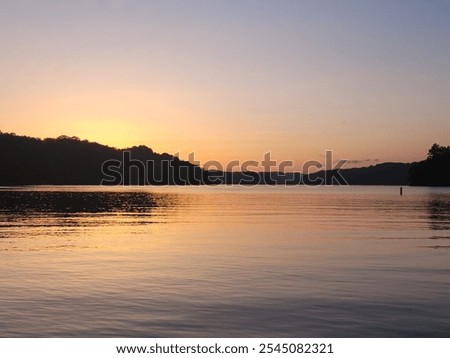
[0,185,449,337]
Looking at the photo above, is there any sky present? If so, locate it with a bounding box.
[0,0,449,169]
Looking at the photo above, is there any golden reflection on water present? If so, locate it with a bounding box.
[0,186,449,337]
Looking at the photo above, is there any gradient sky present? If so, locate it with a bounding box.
[1,0,449,168]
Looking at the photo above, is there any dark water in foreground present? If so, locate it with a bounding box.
[0,186,449,337]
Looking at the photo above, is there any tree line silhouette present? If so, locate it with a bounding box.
[0,132,203,185]
[0,132,447,186]
[408,144,450,186]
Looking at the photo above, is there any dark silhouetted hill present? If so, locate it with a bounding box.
[207,163,411,185]
[0,131,419,185]
[309,162,412,185]
[0,132,203,185]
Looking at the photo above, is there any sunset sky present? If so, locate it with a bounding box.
[1,0,449,169]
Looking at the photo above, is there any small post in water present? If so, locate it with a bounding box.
[400,187,403,196]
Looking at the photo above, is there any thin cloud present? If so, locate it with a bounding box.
[346,158,379,165]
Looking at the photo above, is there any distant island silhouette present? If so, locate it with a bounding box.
[0,132,448,186]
